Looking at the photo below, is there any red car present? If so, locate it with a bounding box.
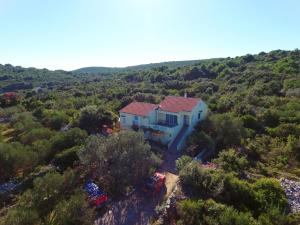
[144,172,166,195]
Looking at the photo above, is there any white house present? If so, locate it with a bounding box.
[119,95,208,151]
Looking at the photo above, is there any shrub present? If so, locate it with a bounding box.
[52,190,95,225]
[253,178,288,214]
[179,161,225,198]
[267,124,300,138]
[176,155,193,171]
[54,146,81,170]
[177,199,258,225]
[241,115,261,131]
[213,148,249,174]
[2,207,41,225]
[209,113,246,151]
[51,128,87,153]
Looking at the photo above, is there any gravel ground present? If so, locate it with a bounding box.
[280,178,300,213]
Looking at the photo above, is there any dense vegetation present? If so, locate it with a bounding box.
[0,49,299,224]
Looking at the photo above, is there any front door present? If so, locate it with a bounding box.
[183,115,189,126]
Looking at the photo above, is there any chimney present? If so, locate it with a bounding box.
[184,91,187,98]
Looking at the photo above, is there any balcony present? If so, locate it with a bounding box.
[148,123,179,133]
[157,120,178,128]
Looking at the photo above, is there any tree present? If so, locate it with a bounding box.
[79,105,117,133]
[78,131,161,195]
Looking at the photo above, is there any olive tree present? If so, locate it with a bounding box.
[78,131,161,195]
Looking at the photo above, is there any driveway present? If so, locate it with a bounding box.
[95,151,180,225]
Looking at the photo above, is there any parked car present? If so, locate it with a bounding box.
[143,172,166,196]
[85,181,108,208]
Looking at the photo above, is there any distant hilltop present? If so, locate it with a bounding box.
[72,60,203,74]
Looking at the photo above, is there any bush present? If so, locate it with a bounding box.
[19,127,53,145]
[286,135,300,161]
[221,175,257,212]
[253,178,288,214]
[176,155,193,171]
[0,142,38,182]
[48,111,69,130]
[54,146,80,170]
[261,109,279,128]
[267,123,300,138]
[209,113,246,151]
[186,131,214,156]
[179,161,225,198]
[2,207,41,225]
[213,148,249,174]
[52,190,95,225]
[177,199,258,225]
[241,115,261,131]
[258,208,299,225]
[51,128,87,153]
[2,170,81,225]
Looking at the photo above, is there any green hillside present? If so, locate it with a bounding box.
[0,49,300,225]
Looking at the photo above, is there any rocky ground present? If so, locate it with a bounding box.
[280,178,300,213]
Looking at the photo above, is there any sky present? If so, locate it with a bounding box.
[0,0,299,70]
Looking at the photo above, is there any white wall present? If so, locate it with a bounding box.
[120,99,208,150]
[175,100,208,151]
[190,100,208,126]
[120,112,133,129]
[120,111,155,129]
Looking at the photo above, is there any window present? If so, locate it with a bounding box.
[122,117,126,124]
[133,115,139,125]
[166,114,178,126]
[198,110,203,119]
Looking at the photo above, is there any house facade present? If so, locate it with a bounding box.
[119,96,208,151]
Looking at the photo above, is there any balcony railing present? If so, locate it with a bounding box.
[157,120,178,128]
[148,123,179,133]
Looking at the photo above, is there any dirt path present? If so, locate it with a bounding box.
[95,151,180,225]
[164,172,179,197]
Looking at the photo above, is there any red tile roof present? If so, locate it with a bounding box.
[119,102,158,116]
[159,96,200,113]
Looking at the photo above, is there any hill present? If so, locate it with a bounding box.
[0,49,300,225]
[73,59,202,74]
